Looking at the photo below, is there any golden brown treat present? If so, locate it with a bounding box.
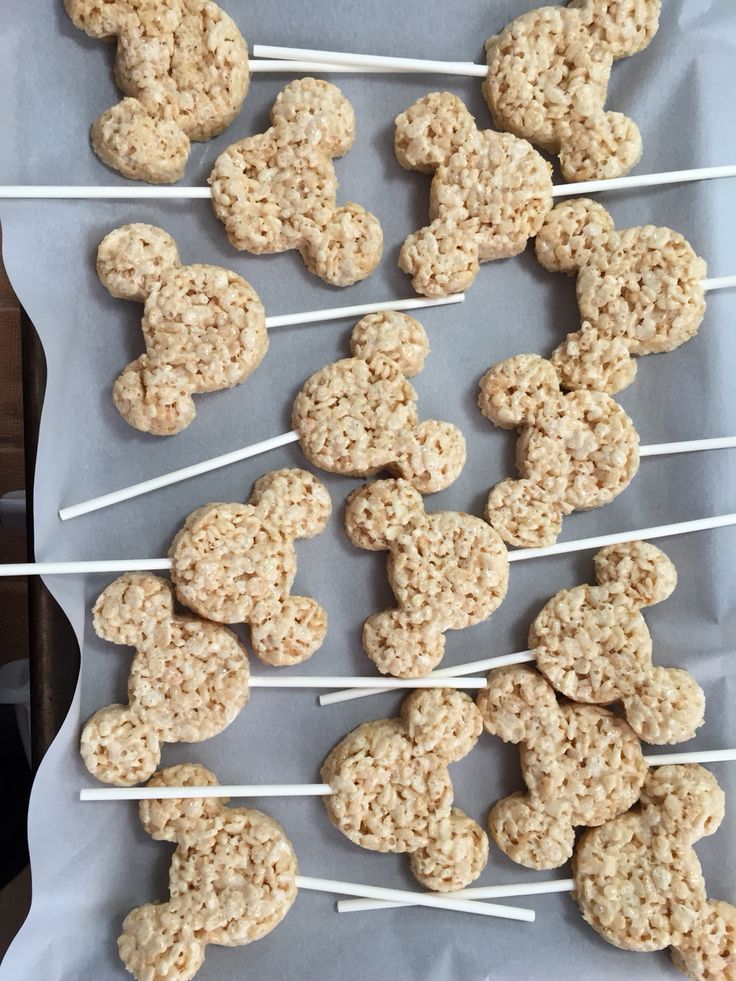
[65,0,249,183]
[478,665,647,869]
[119,764,297,981]
[484,0,661,182]
[210,78,383,286]
[80,575,249,786]
[574,764,735,979]
[97,223,268,436]
[344,479,509,677]
[479,353,639,547]
[322,689,487,890]
[394,92,552,297]
[170,469,331,666]
[535,198,708,393]
[293,311,465,493]
[530,541,704,744]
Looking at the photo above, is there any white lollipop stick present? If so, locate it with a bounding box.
[337,877,575,913]
[294,876,534,921]
[249,676,487,690]
[643,749,736,766]
[552,166,736,198]
[703,276,736,291]
[81,783,333,801]
[249,59,430,74]
[254,45,489,77]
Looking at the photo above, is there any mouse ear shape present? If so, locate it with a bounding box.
[64,0,136,38]
[594,541,677,607]
[93,574,175,647]
[560,113,642,183]
[350,312,430,377]
[477,665,565,748]
[250,468,332,540]
[138,764,224,842]
[640,764,725,843]
[489,793,576,869]
[402,689,482,762]
[299,204,383,287]
[570,0,661,58]
[80,705,161,786]
[399,219,481,298]
[623,667,705,745]
[486,476,564,548]
[478,354,560,429]
[534,199,615,275]
[113,358,197,436]
[97,223,181,301]
[271,78,355,156]
[670,900,736,981]
[344,479,423,551]
[395,92,477,173]
[411,809,489,891]
[119,902,206,981]
[392,420,467,494]
[551,325,637,394]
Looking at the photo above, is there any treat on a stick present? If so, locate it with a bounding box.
[119,763,298,981]
[535,198,708,393]
[64,0,250,184]
[477,664,648,870]
[394,92,553,297]
[478,354,639,547]
[97,223,268,435]
[322,688,488,891]
[574,764,736,980]
[530,540,705,744]
[80,574,250,786]
[209,78,383,286]
[293,311,466,492]
[169,468,331,665]
[484,0,661,182]
[344,479,509,677]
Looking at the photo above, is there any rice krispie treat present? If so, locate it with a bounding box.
[97,224,268,436]
[477,665,647,870]
[322,688,488,891]
[293,311,466,493]
[484,0,661,182]
[210,78,383,286]
[344,479,510,677]
[64,0,249,183]
[535,199,708,393]
[81,575,250,786]
[170,469,331,666]
[574,764,735,980]
[478,353,639,547]
[530,541,705,744]
[119,764,297,981]
[395,92,553,297]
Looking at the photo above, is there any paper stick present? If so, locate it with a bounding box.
[0,558,171,577]
[249,676,487,690]
[639,436,736,457]
[249,59,424,74]
[336,877,574,913]
[253,45,489,77]
[644,749,736,766]
[264,293,463,329]
[294,876,535,921]
[552,165,736,198]
[80,783,333,801]
[703,276,736,291]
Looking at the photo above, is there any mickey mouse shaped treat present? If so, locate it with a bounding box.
[210,78,383,286]
[478,353,639,547]
[535,199,708,393]
[322,689,488,891]
[477,665,648,870]
[344,479,509,677]
[394,92,553,297]
[80,575,250,786]
[484,0,661,182]
[64,0,249,183]
[97,223,268,436]
[169,468,331,666]
[293,311,466,492]
[574,764,736,980]
[530,541,705,745]
[119,764,298,981]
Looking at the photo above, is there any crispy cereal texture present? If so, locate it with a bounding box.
[477,665,647,870]
[574,764,735,980]
[293,312,466,492]
[322,688,488,890]
[169,469,331,666]
[484,0,661,182]
[530,541,705,744]
[395,92,553,297]
[478,354,640,547]
[119,764,297,981]
[209,78,383,286]
[344,479,510,676]
[535,198,708,393]
[64,0,249,183]
[81,575,250,786]
[97,223,268,436]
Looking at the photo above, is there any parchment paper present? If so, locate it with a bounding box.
[1,1,735,978]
